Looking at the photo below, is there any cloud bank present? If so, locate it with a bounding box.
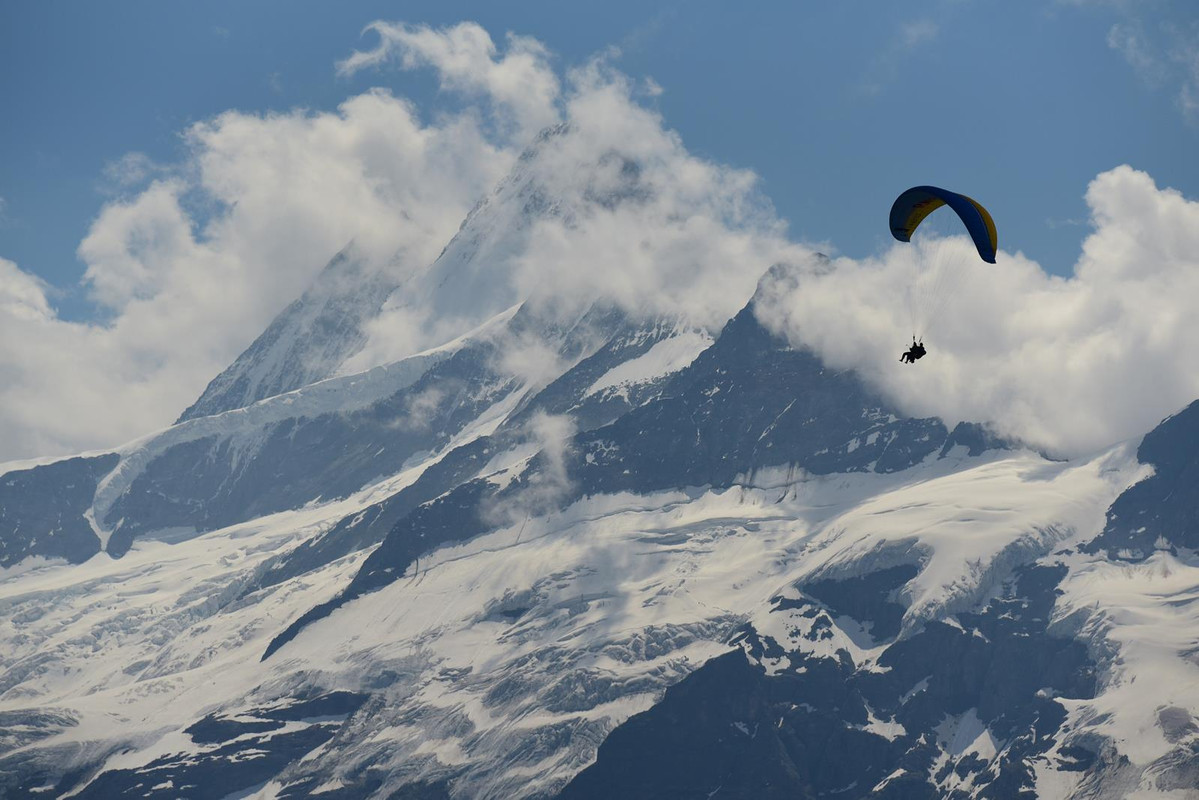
[0,27,524,461]
[1,20,1197,467]
[754,165,1199,456]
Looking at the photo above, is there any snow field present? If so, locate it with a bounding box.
[1,440,1179,798]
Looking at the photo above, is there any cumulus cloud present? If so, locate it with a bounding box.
[5,21,798,463]
[345,49,807,371]
[754,165,1199,456]
[0,27,531,461]
[337,21,561,144]
[505,61,807,331]
[0,258,53,321]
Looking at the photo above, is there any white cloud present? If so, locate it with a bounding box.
[1099,10,1199,126]
[337,21,561,144]
[754,165,1199,457]
[483,411,578,526]
[78,180,196,309]
[348,48,808,370]
[0,258,53,322]
[0,32,529,461]
[0,21,801,463]
[503,59,807,331]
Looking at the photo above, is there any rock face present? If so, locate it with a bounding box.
[262,297,959,658]
[1087,398,1199,559]
[561,564,1095,800]
[0,453,118,568]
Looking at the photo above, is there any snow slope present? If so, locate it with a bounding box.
[178,244,406,422]
[3,436,1172,799]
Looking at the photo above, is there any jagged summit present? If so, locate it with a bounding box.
[175,122,636,424]
[177,243,402,422]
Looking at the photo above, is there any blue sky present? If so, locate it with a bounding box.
[2,0,1197,321]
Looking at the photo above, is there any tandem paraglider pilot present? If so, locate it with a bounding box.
[900,338,927,364]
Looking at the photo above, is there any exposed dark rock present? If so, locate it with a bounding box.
[0,453,118,567]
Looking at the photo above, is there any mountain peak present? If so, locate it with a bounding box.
[177,242,401,422]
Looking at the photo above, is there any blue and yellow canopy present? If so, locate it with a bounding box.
[889,186,997,264]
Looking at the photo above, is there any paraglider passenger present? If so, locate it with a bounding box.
[900,339,927,364]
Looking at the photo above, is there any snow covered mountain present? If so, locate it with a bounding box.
[178,123,579,425]
[176,243,403,423]
[2,140,1198,799]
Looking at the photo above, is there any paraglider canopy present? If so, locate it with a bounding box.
[889,185,997,264]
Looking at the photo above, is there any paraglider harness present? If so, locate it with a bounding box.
[900,339,927,364]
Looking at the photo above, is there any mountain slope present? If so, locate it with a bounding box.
[0,438,1145,799]
[178,244,403,423]
[261,283,971,658]
[1085,398,1199,559]
[0,453,119,569]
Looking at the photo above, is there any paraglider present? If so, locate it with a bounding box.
[889,185,998,362]
[890,185,997,264]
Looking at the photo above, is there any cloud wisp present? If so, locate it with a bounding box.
[337,21,562,144]
[483,411,579,528]
[1098,7,1199,126]
[858,17,940,96]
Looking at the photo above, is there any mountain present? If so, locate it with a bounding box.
[2,133,1197,798]
[178,124,576,425]
[177,243,403,423]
